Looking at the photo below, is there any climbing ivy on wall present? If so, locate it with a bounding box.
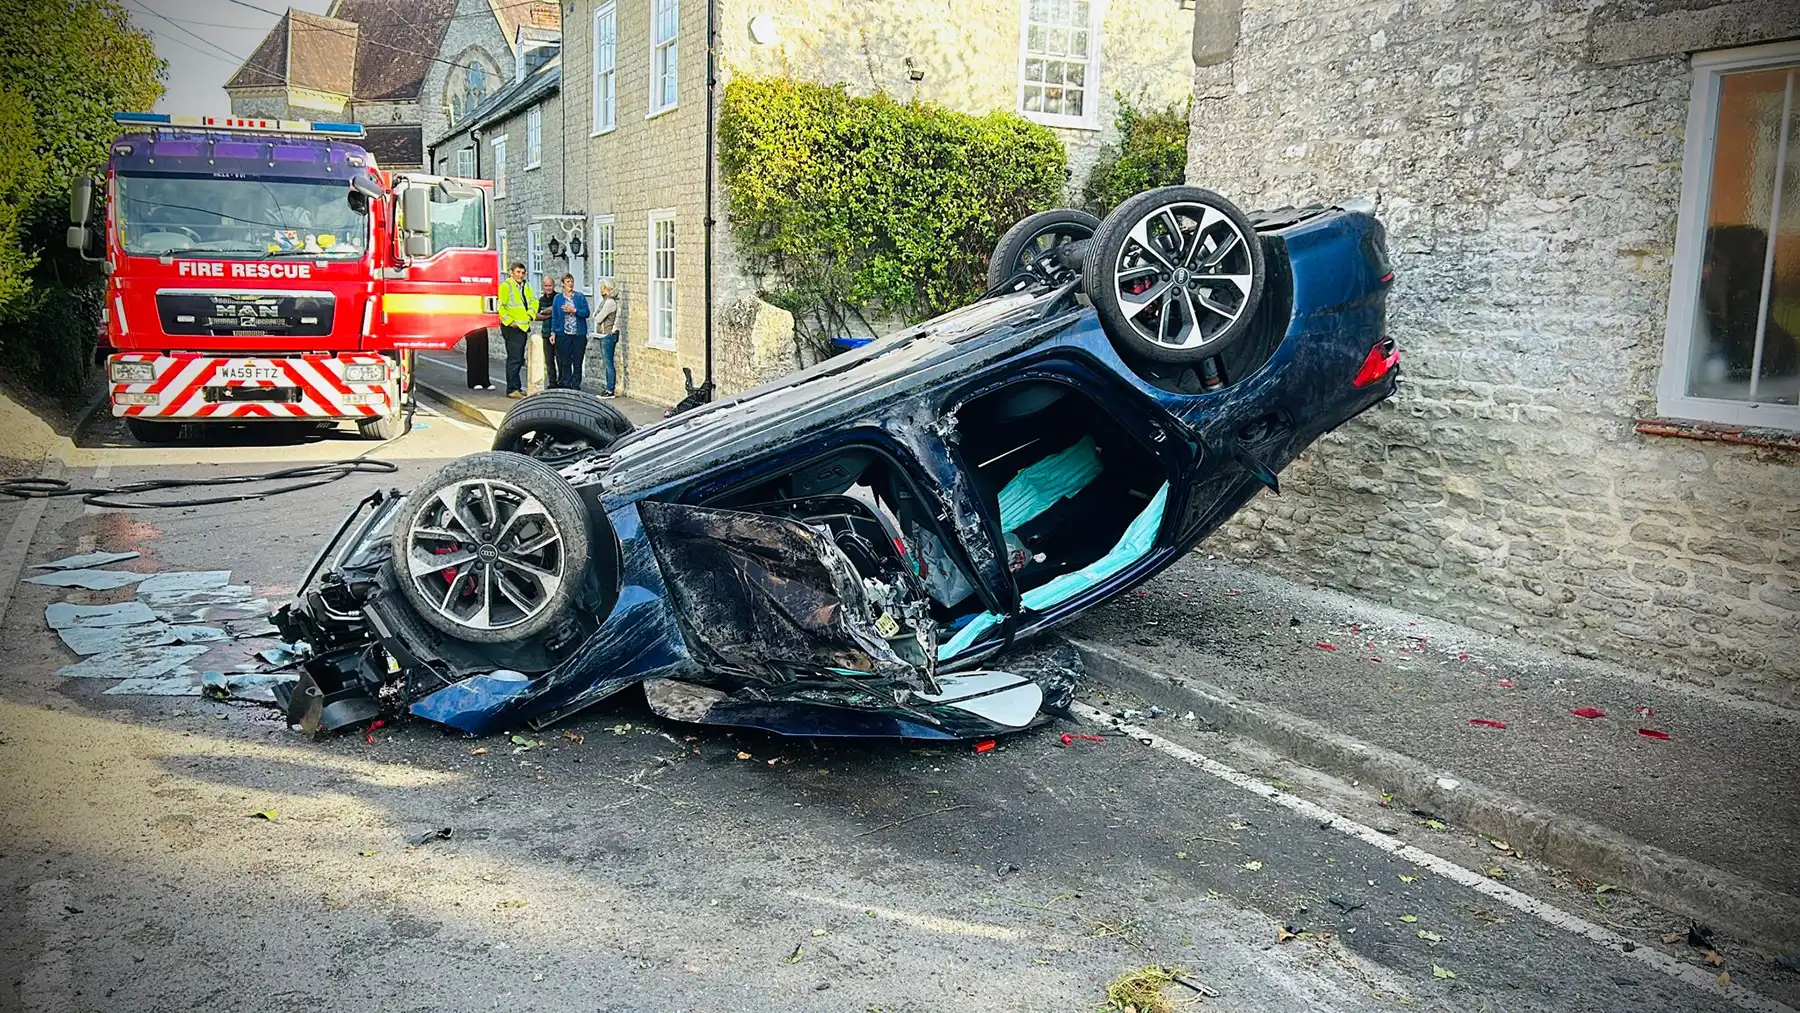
[719,75,1068,356]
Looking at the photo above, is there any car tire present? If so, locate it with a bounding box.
[390,451,591,645]
[358,413,408,441]
[125,417,181,443]
[492,390,634,463]
[1084,186,1266,365]
[986,208,1101,292]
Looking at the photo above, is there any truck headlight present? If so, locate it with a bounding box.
[110,361,154,382]
[343,363,387,383]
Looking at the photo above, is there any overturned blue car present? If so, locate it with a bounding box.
[274,186,1399,740]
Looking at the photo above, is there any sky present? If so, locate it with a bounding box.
[124,0,334,114]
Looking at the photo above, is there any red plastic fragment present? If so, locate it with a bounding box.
[1569,707,1607,719]
[1456,653,1471,661]
[1315,642,1338,651]
[1636,705,1654,719]
[974,739,997,753]
[1637,728,1671,740]
[364,718,387,744]
[1468,718,1507,729]
[1497,679,1515,688]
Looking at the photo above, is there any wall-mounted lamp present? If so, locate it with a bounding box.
[547,236,564,258]
[569,236,584,258]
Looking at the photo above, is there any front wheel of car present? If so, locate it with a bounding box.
[492,390,634,463]
[1084,186,1266,365]
[390,451,591,645]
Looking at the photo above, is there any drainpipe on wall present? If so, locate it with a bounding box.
[703,0,718,389]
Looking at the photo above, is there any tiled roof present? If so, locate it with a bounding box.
[362,124,424,168]
[287,11,358,95]
[493,0,561,44]
[225,15,290,90]
[332,0,458,102]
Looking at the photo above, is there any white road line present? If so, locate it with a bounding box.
[0,458,60,628]
[1070,701,1796,1013]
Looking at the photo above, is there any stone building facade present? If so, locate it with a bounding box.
[225,0,555,169]
[1183,0,1800,699]
[550,0,1196,406]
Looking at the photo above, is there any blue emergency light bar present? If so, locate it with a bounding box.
[112,112,365,138]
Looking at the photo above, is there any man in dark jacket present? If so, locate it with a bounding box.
[537,273,559,389]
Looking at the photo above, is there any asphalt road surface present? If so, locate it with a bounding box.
[1,404,1791,1013]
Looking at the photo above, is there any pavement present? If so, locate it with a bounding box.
[1,392,1798,1011]
[1066,552,1800,951]
[412,336,666,430]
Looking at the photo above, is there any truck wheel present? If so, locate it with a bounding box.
[986,209,1099,292]
[492,390,634,464]
[358,412,409,441]
[1084,186,1266,364]
[390,452,591,645]
[126,418,181,444]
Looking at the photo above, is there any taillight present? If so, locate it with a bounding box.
[1353,338,1399,388]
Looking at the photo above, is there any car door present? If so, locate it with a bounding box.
[379,174,499,350]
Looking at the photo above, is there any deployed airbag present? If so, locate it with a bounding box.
[1021,482,1168,611]
[996,435,1102,532]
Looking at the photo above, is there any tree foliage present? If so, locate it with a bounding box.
[0,0,162,394]
[1080,97,1190,216]
[719,75,1067,356]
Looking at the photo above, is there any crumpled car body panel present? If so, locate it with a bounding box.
[276,205,1397,739]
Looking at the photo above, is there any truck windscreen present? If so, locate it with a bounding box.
[117,175,369,259]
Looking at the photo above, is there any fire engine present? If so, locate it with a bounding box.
[67,113,498,443]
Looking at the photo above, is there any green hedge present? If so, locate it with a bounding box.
[719,76,1068,354]
[1081,98,1190,216]
[0,283,102,397]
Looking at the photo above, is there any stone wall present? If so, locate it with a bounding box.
[419,0,513,149]
[1185,0,1800,700]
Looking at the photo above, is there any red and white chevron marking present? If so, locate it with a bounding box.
[110,353,396,421]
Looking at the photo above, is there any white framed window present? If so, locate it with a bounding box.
[496,227,508,277]
[525,106,543,169]
[588,213,616,293]
[453,145,475,179]
[647,209,676,350]
[527,222,546,289]
[592,2,617,134]
[490,135,508,199]
[1659,41,1800,430]
[1017,0,1101,129]
[649,0,679,117]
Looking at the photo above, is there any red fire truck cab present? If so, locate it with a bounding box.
[67,113,499,443]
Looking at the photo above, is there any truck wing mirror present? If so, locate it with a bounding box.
[404,233,433,259]
[69,176,92,227]
[348,171,383,216]
[400,185,431,236]
[438,181,482,202]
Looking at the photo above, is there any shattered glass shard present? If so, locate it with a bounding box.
[104,669,204,696]
[25,569,148,590]
[45,601,156,630]
[135,571,233,595]
[34,550,141,571]
[57,644,210,680]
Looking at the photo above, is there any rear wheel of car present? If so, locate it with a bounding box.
[1084,186,1265,365]
[986,208,1100,292]
[358,412,408,441]
[391,451,591,645]
[126,418,181,443]
[492,390,634,463]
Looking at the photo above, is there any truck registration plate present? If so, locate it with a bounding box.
[216,364,283,381]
